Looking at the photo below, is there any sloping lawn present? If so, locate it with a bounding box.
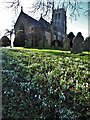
[2,48,90,119]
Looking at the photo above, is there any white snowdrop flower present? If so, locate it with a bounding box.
[40,116,43,119]
[27,88,29,91]
[43,103,47,106]
[48,105,50,108]
[38,95,41,99]
[35,95,37,98]
[55,105,56,107]
[54,89,57,92]
[4,91,7,94]
[86,83,88,87]
[44,97,47,100]
[49,100,51,103]
[42,102,44,105]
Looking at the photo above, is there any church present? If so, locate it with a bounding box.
[14,7,67,48]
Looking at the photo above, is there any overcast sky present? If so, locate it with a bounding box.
[0,0,89,39]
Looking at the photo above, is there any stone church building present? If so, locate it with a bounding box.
[14,7,67,47]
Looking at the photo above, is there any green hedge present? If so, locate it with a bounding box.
[2,48,90,119]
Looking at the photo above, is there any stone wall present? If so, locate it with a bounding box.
[14,13,46,48]
[15,13,30,36]
[45,31,52,47]
[53,8,66,38]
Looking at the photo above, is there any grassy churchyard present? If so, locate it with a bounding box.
[2,47,90,119]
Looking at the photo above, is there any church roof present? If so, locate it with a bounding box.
[14,10,44,29]
[39,16,51,31]
[39,16,51,27]
[23,12,44,28]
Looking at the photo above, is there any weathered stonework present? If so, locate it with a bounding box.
[14,7,67,48]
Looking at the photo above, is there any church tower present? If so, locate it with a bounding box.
[52,8,67,40]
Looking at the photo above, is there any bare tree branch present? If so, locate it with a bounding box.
[4,0,20,13]
[3,0,88,20]
[30,0,84,20]
[5,28,14,41]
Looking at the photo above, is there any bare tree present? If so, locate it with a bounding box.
[4,29,15,47]
[32,0,84,20]
[4,0,85,20]
[5,29,14,40]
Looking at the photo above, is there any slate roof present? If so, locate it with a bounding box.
[23,12,44,28]
[14,10,44,29]
[39,16,51,31]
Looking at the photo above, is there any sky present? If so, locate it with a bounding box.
[0,0,89,40]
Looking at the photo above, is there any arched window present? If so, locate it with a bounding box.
[19,23,25,31]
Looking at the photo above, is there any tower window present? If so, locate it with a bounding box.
[58,13,60,19]
[55,14,57,19]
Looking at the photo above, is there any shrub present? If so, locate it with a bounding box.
[14,30,26,47]
[0,36,11,47]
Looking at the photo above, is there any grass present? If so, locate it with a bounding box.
[2,47,90,119]
[10,47,90,62]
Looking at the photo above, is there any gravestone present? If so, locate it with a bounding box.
[63,36,70,50]
[72,32,84,54]
[67,32,75,48]
[83,36,90,51]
